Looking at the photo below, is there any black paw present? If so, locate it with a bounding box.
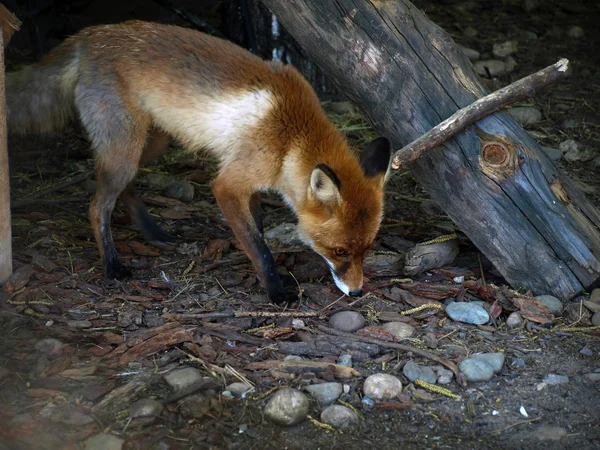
[269,288,299,305]
[106,263,132,280]
[142,222,176,246]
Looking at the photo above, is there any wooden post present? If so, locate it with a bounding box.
[0,3,20,284]
[261,0,600,300]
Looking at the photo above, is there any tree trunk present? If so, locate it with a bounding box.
[0,29,11,284]
[261,0,600,301]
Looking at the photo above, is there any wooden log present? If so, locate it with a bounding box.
[0,4,20,284]
[261,0,600,300]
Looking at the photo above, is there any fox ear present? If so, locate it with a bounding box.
[360,137,391,180]
[309,164,341,205]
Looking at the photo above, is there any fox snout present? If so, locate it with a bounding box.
[322,256,364,297]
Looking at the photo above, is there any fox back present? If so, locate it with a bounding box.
[6,21,391,301]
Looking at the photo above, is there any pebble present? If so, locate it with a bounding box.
[458,359,495,382]
[584,300,600,313]
[85,434,124,450]
[445,302,489,325]
[329,311,365,332]
[585,373,600,382]
[541,146,562,161]
[593,312,600,327]
[509,107,542,125]
[226,382,252,398]
[382,322,415,339]
[304,382,342,406]
[492,40,518,58]
[178,393,212,419]
[67,320,93,329]
[534,295,563,315]
[590,288,600,303]
[423,332,438,349]
[506,311,524,329]
[35,338,64,354]
[511,358,526,369]
[504,56,518,73]
[473,60,506,76]
[164,367,204,391]
[129,398,164,418]
[283,355,304,362]
[470,353,505,374]
[320,405,360,430]
[402,361,437,384]
[264,389,309,426]
[457,44,480,61]
[462,26,478,38]
[117,311,143,328]
[363,374,402,400]
[567,26,584,39]
[338,354,353,367]
[144,173,174,189]
[434,367,454,385]
[361,396,375,409]
[532,425,567,441]
[165,181,195,202]
[561,139,596,162]
[543,374,569,385]
[580,347,593,357]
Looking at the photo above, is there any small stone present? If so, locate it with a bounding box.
[506,311,524,329]
[534,295,563,315]
[129,398,164,418]
[504,56,518,73]
[423,332,438,349]
[474,60,506,76]
[164,367,204,391]
[592,312,600,327]
[67,320,92,329]
[543,374,569,385]
[264,223,300,245]
[338,354,353,367]
[470,353,505,374]
[585,373,600,382]
[446,302,489,325]
[85,434,124,450]
[459,359,495,382]
[567,26,584,39]
[361,396,375,409]
[541,146,563,161]
[283,355,304,362]
[144,173,174,189]
[403,361,437,384]
[511,358,526,369]
[226,382,252,398]
[532,425,567,441]
[304,382,343,405]
[560,139,596,162]
[462,26,478,38]
[177,393,212,419]
[381,322,415,339]
[493,40,518,58]
[363,374,402,400]
[329,311,365,332]
[264,389,309,426]
[434,367,454,385]
[457,44,480,61]
[320,405,360,430]
[509,107,543,125]
[165,181,195,202]
[580,347,593,357]
[445,345,468,357]
[35,338,64,355]
[590,288,600,303]
[117,311,143,328]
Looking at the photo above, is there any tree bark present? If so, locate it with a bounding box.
[261,0,600,300]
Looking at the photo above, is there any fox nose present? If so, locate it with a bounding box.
[348,289,362,297]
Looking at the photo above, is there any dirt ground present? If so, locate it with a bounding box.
[1,1,599,449]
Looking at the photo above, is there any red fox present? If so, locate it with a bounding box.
[7,21,391,304]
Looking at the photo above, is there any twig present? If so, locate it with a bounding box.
[391,59,570,169]
[165,310,322,321]
[21,172,89,200]
[317,325,464,386]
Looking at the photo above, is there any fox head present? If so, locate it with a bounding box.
[298,137,392,297]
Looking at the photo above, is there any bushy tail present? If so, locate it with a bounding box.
[6,44,79,134]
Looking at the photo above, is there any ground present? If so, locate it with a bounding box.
[1,1,600,449]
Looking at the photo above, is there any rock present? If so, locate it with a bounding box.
[361,396,375,409]
[85,434,124,450]
[492,40,518,58]
[509,107,542,125]
[283,355,304,362]
[165,181,195,202]
[320,405,360,430]
[457,44,480,61]
[404,239,459,276]
[590,288,600,303]
[532,425,567,441]
[264,389,309,426]
[423,332,438,349]
[177,393,212,419]
[541,146,563,161]
[580,347,593,357]
[567,26,584,39]
[117,311,143,328]
[470,353,505,374]
[67,320,93,329]
[304,382,343,405]
[474,60,506,76]
[585,373,600,382]
[329,311,365,332]
[459,359,495,382]
[35,338,64,355]
[534,295,563,315]
[434,367,454,385]
[462,26,478,38]
[543,374,569,385]
[363,374,402,400]
[144,173,174,189]
[402,361,437,384]
[338,354,353,367]
[592,312,600,327]
[504,56,518,73]
[560,139,596,162]
[445,302,489,325]
[506,311,524,329]
[264,223,300,245]
[164,367,204,391]
[129,398,164,418]
[32,254,58,273]
[511,358,526,369]
[382,322,415,339]
[226,382,252,398]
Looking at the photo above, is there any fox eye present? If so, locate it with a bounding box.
[333,248,346,257]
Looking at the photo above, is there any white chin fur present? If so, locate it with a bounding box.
[321,256,350,295]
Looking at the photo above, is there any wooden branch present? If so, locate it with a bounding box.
[0,26,11,284]
[0,3,20,47]
[391,59,570,169]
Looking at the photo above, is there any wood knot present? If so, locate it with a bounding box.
[482,142,509,166]
[475,128,518,179]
